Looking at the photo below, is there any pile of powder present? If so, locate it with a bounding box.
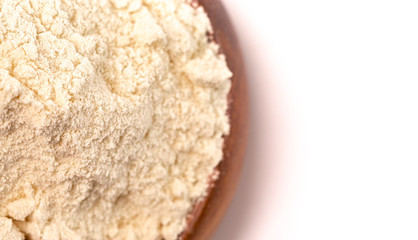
[0,0,232,239]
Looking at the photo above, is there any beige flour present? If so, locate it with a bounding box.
[0,0,232,239]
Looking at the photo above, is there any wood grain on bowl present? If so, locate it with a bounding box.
[182,0,249,239]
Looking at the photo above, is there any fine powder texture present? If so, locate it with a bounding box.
[0,0,232,239]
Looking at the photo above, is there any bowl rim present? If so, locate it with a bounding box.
[182,0,249,239]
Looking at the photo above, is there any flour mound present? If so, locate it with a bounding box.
[0,0,231,239]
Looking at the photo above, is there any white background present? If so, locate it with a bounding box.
[213,0,418,239]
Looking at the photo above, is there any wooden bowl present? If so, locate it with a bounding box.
[182,1,249,239]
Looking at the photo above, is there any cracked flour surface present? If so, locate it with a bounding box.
[0,0,231,239]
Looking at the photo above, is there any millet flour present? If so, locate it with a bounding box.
[0,0,231,239]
